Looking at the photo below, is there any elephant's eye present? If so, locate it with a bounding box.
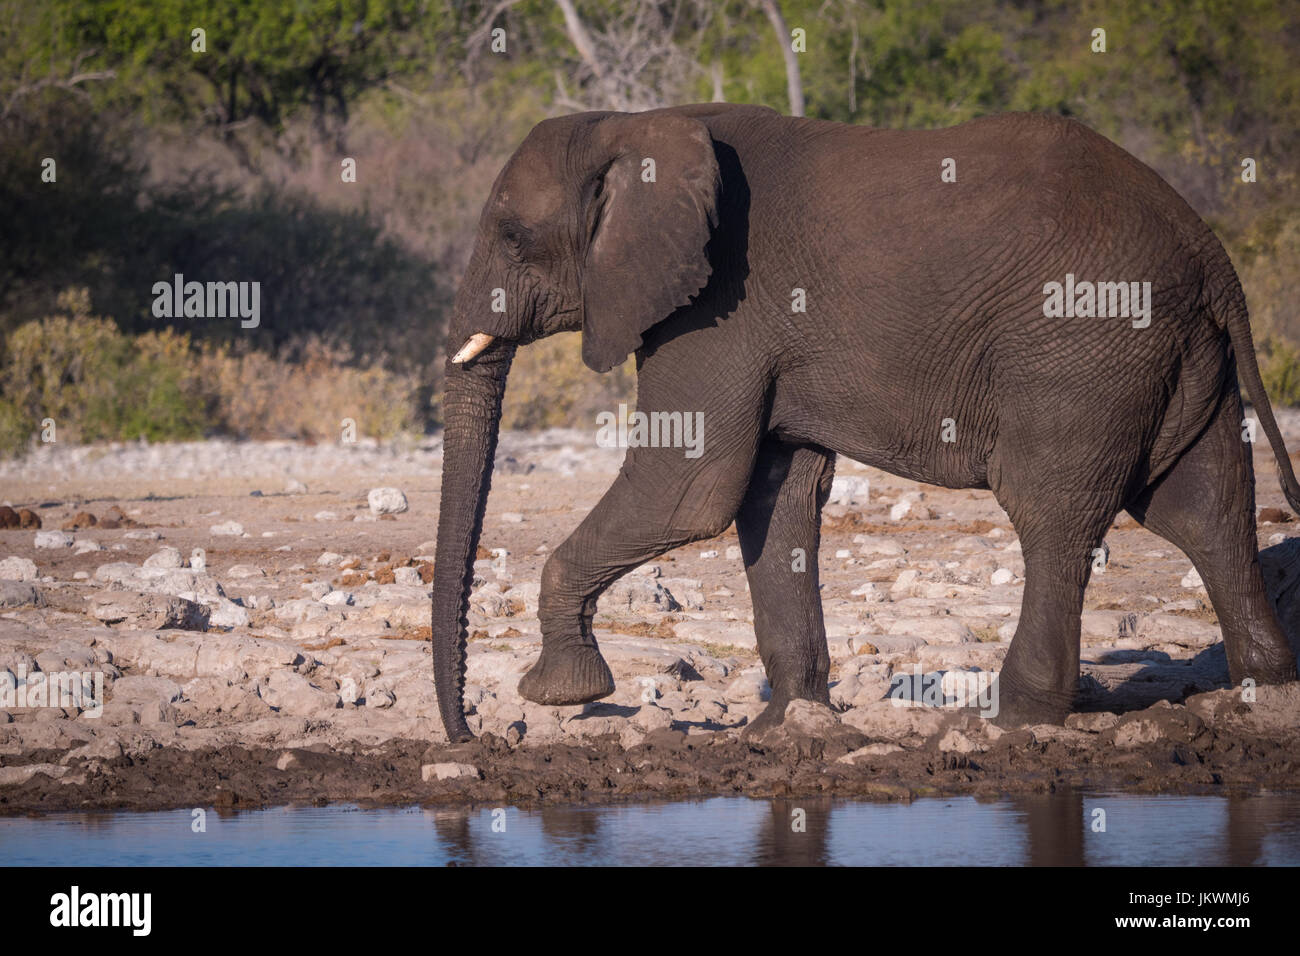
[500,222,530,254]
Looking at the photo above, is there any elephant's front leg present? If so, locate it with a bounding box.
[519,400,765,706]
[736,437,837,730]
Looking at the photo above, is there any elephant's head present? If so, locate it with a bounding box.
[432,109,722,741]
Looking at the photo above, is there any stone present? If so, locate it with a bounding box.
[226,564,266,579]
[257,671,340,716]
[210,521,244,536]
[206,598,250,628]
[1065,711,1119,733]
[990,568,1016,586]
[782,699,841,736]
[829,476,869,506]
[837,742,905,762]
[368,488,409,515]
[0,556,39,581]
[34,530,74,549]
[723,670,770,703]
[0,764,68,786]
[422,762,480,782]
[855,535,906,557]
[111,675,183,704]
[89,592,209,630]
[890,569,919,597]
[143,547,184,569]
[937,729,987,753]
[393,566,423,587]
[0,581,45,608]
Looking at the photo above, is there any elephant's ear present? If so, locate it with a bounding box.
[580,113,720,373]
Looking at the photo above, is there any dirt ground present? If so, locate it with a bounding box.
[2,417,1299,814]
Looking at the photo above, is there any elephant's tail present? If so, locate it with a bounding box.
[1216,269,1300,516]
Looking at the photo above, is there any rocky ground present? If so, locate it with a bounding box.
[2,416,1300,814]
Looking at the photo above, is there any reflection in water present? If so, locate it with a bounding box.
[1014,792,1085,867]
[755,798,832,867]
[2,793,1299,866]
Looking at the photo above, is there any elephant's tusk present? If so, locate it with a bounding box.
[451,332,496,364]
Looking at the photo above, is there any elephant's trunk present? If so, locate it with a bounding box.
[431,345,514,742]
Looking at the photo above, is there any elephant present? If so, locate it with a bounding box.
[431,102,1300,744]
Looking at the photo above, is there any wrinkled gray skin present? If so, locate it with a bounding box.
[432,103,1300,743]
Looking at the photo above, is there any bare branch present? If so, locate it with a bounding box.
[757,0,804,117]
[3,61,116,119]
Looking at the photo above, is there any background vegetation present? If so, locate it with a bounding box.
[1,0,1297,453]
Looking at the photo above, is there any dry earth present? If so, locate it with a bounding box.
[2,412,1300,814]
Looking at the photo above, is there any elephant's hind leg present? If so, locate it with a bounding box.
[988,429,1142,726]
[735,437,837,731]
[1126,391,1298,686]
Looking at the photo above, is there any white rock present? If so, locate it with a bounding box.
[829,476,869,506]
[226,564,266,579]
[855,535,906,557]
[724,670,770,703]
[1181,567,1204,589]
[258,671,340,715]
[700,550,719,559]
[73,539,104,554]
[34,531,74,549]
[393,567,423,587]
[850,582,887,602]
[725,545,742,560]
[0,556,38,581]
[368,487,408,515]
[206,599,250,627]
[890,569,919,597]
[990,568,1015,586]
[422,762,480,782]
[143,546,184,569]
[316,552,344,566]
[210,521,244,536]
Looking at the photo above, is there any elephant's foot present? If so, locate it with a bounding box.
[987,674,1073,729]
[741,695,791,737]
[740,687,832,738]
[518,644,615,705]
[1229,648,1297,689]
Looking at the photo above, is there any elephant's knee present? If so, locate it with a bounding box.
[539,546,586,617]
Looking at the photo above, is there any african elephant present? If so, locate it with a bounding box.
[431,102,1300,743]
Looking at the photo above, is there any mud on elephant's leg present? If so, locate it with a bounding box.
[519,415,764,707]
[1127,392,1298,686]
[736,437,836,733]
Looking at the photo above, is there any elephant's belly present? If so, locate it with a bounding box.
[770,408,994,491]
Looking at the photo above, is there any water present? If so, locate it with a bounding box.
[3,793,1298,866]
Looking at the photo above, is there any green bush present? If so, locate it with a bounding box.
[0,289,422,456]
